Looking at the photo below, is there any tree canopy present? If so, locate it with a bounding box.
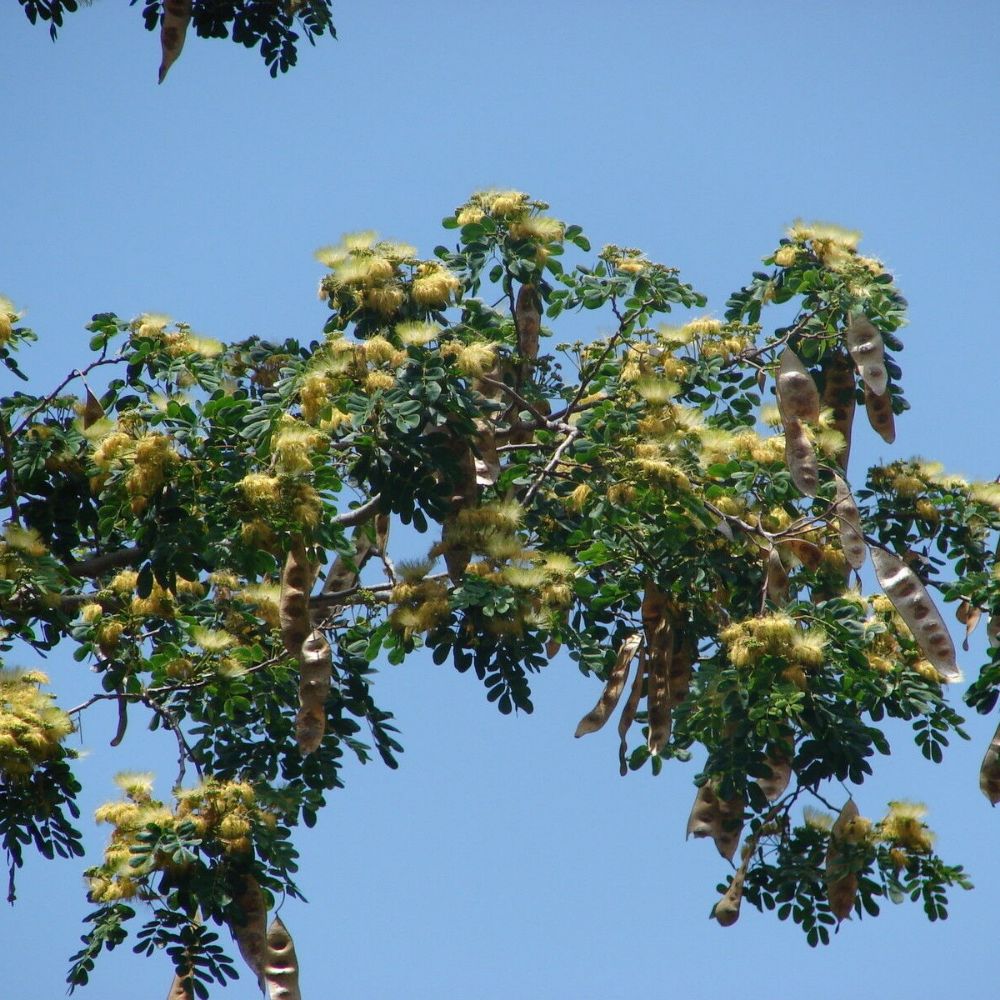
[2,190,999,996]
[17,1,337,79]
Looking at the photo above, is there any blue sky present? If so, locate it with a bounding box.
[3,2,999,998]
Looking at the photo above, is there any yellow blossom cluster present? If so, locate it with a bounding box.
[0,670,74,779]
[0,294,21,345]
[877,801,935,869]
[785,220,862,271]
[454,190,564,248]
[720,614,827,687]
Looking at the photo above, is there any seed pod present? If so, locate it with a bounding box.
[776,348,820,422]
[832,474,867,570]
[279,540,316,658]
[716,791,745,862]
[642,584,674,754]
[229,873,268,990]
[687,781,743,861]
[766,548,789,604]
[989,615,1000,649]
[618,648,646,776]
[756,753,791,802]
[515,284,542,363]
[956,600,982,652]
[845,314,888,397]
[871,547,961,682]
[820,349,856,471]
[322,526,376,596]
[826,800,860,922]
[574,634,640,737]
[712,867,746,927]
[864,384,896,444]
[667,632,694,708]
[158,0,192,84]
[83,388,105,428]
[979,720,1000,805]
[473,423,501,486]
[783,417,818,496]
[779,537,824,572]
[295,630,332,755]
[265,916,302,1000]
[166,973,194,1000]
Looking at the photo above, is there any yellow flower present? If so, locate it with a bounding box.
[412,264,461,307]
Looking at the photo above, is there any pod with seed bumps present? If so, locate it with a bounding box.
[864,383,896,444]
[265,916,302,1000]
[158,0,192,83]
[826,799,861,922]
[296,630,333,755]
[979,720,1000,805]
[783,417,818,496]
[871,547,961,682]
[756,753,791,802]
[574,633,640,737]
[279,539,317,658]
[776,347,820,422]
[820,349,856,471]
[166,973,194,1000]
[687,781,744,861]
[845,313,888,396]
[618,648,646,775]
[229,873,268,990]
[642,584,674,754]
[712,866,746,927]
[832,474,867,570]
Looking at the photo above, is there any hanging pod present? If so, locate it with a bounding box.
[229,873,268,991]
[515,284,542,363]
[844,314,889,397]
[712,866,746,927]
[776,348,820,422]
[264,916,302,1000]
[295,630,333,755]
[820,349,856,471]
[574,633,641,737]
[832,474,867,570]
[158,0,192,83]
[642,584,674,755]
[618,648,647,776]
[783,417,818,496]
[871,547,961,682]
[864,384,896,444]
[979,720,1000,805]
[756,752,791,802]
[686,781,744,862]
[279,539,317,658]
[956,600,982,652]
[165,973,194,1000]
[766,547,789,604]
[826,800,860,922]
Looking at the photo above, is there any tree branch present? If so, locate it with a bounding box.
[331,493,383,527]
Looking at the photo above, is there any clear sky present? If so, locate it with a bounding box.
[3,2,999,998]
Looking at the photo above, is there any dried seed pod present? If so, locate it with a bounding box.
[295,630,332,755]
[715,791,745,862]
[229,873,268,990]
[166,973,194,1000]
[642,584,674,754]
[667,632,694,708]
[473,424,501,486]
[820,349,856,471]
[871,547,961,682]
[989,615,1000,649]
[687,781,743,861]
[766,548,789,604]
[779,537,824,572]
[83,388,105,428]
[832,474,867,570]
[712,867,746,927]
[279,540,316,657]
[158,0,192,84]
[845,314,888,397]
[776,348,820,422]
[756,753,791,802]
[322,526,376,596]
[574,634,640,737]
[515,284,542,363]
[864,384,896,444]
[783,417,818,496]
[826,800,860,922]
[265,916,302,1000]
[618,648,646,776]
[956,600,982,652]
[979,720,1000,805]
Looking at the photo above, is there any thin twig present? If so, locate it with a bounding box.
[13,353,123,436]
[331,492,383,528]
[522,427,581,505]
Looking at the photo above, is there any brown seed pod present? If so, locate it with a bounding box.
[826,800,860,922]
[756,753,791,802]
[279,539,317,658]
[776,348,820,423]
[783,417,818,496]
[473,423,501,486]
[779,537,824,572]
[820,349,856,471]
[845,314,888,397]
[832,474,867,570]
[295,630,332,755]
[956,600,982,652]
[618,648,647,776]
[871,547,961,682]
[83,388,105,428]
[989,615,1000,649]
[864,384,896,444]
[322,526,376,596]
[158,0,192,84]
[166,973,194,1000]
[229,873,268,990]
[687,781,743,862]
[979,720,1000,805]
[264,916,302,1000]
[515,284,542,363]
[712,867,746,927]
[574,633,641,737]
[642,584,674,754]
[667,632,694,708]
[766,548,789,604]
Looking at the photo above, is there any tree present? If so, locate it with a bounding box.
[2,188,998,995]
[16,1,337,80]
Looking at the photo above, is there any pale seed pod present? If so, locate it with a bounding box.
[473,423,501,486]
[279,540,317,657]
[229,873,268,991]
[756,753,791,802]
[783,417,818,496]
[989,615,1000,649]
[687,781,743,861]
[779,537,824,572]
[574,634,641,737]
[832,474,867,570]
[618,648,647,776]
[864,384,896,444]
[158,0,192,84]
[845,314,888,397]
[667,632,694,708]
[820,349,856,471]
[826,800,860,922]
[766,548,789,604]
[712,867,746,927]
[322,527,375,596]
[776,348,820,423]
[83,388,105,428]
[716,791,745,862]
[871,547,961,682]
[166,973,194,1000]
[979,720,1000,805]
[642,584,674,754]
[956,600,982,652]
[296,630,332,755]
[515,284,542,363]
[265,916,302,1000]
